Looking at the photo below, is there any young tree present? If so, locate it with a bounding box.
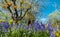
[0,0,44,25]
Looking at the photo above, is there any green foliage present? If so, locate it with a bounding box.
[48,10,60,28]
[1,29,50,37]
[0,12,11,21]
[9,19,13,25]
[0,32,5,37]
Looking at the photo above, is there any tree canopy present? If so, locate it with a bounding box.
[0,0,45,24]
[48,10,60,28]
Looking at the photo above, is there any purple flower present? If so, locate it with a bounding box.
[47,23,53,34]
[50,33,55,37]
[33,21,40,30]
[1,22,9,29]
[48,25,52,30]
[33,21,45,31]
[26,24,32,30]
[39,22,45,30]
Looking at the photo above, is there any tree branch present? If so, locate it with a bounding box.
[19,1,23,19]
[4,0,14,19]
[7,7,14,19]
[4,0,7,3]
[12,0,18,18]
[19,8,22,18]
[19,7,31,20]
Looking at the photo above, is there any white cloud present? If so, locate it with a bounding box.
[40,18,49,24]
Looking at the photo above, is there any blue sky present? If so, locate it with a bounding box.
[39,0,60,18]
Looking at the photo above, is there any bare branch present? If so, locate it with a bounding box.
[4,0,14,19]
[19,0,23,18]
[4,0,7,3]
[12,0,18,18]
[19,7,31,20]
